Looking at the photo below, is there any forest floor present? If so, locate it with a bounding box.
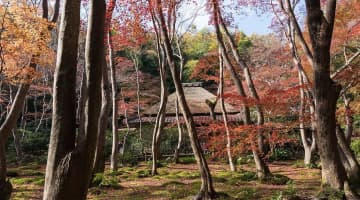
[8,160,321,200]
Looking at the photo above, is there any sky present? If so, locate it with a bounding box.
[180,0,274,36]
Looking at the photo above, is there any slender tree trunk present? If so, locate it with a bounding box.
[151,69,167,174]
[151,26,168,175]
[173,101,183,163]
[12,130,23,160]
[343,95,353,143]
[173,30,185,163]
[154,1,216,198]
[133,55,143,139]
[298,72,316,166]
[43,0,106,199]
[217,8,267,155]
[219,50,236,172]
[109,30,119,172]
[93,57,111,174]
[211,0,269,178]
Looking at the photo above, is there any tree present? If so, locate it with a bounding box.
[43,0,106,199]
[152,0,217,198]
[0,1,58,198]
[210,0,270,179]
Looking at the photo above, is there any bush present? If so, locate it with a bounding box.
[269,148,294,161]
[261,174,292,185]
[91,173,120,188]
[119,152,139,166]
[136,169,151,178]
[178,156,196,164]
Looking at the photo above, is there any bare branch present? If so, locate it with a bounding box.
[331,49,360,79]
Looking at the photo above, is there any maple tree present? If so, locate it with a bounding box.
[0,1,58,198]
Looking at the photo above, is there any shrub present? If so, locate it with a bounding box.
[136,169,151,178]
[119,152,139,166]
[178,156,196,164]
[91,173,119,188]
[269,148,294,161]
[261,174,291,185]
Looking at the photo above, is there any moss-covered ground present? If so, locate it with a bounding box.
[9,160,321,200]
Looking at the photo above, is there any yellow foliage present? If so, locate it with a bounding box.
[0,1,54,84]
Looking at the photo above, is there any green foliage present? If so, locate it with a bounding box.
[271,182,297,200]
[178,156,196,164]
[11,176,44,186]
[139,50,159,76]
[182,28,217,60]
[316,185,345,200]
[237,32,252,56]
[234,188,258,200]
[91,173,120,188]
[351,138,360,158]
[119,152,139,167]
[261,174,292,185]
[136,169,151,178]
[183,59,198,81]
[32,177,45,186]
[269,148,294,161]
[214,170,257,185]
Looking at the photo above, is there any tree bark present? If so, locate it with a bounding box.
[211,0,269,178]
[12,129,23,160]
[298,72,316,166]
[342,95,353,143]
[305,0,346,190]
[151,61,167,175]
[0,84,29,199]
[219,50,236,172]
[154,0,216,198]
[150,18,168,175]
[93,57,111,174]
[109,30,119,172]
[336,126,360,183]
[43,0,105,199]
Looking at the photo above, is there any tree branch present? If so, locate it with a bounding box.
[331,49,360,79]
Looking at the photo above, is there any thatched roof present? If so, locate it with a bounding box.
[144,83,239,116]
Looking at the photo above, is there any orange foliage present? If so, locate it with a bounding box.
[0,1,54,84]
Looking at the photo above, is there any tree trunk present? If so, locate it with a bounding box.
[343,95,353,143]
[0,84,30,199]
[12,130,23,160]
[211,0,270,178]
[298,72,316,166]
[305,0,347,190]
[93,57,111,174]
[219,50,236,172]
[154,1,216,198]
[217,8,267,155]
[43,0,105,199]
[109,29,119,172]
[336,126,360,183]
[173,101,183,164]
[151,29,168,175]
